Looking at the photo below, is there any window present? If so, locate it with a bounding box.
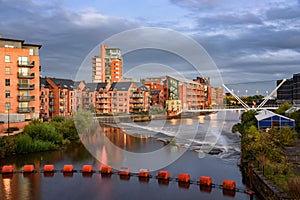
[5,55,10,63]
[5,79,10,86]
[5,90,10,98]
[5,102,10,110]
[5,67,10,75]
[29,48,34,55]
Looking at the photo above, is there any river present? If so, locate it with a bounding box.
[0,111,261,200]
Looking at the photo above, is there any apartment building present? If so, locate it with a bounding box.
[142,77,166,109]
[40,77,76,118]
[165,75,205,114]
[92,44,122,83]
[0,35,41,120]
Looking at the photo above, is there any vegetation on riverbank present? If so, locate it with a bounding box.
[232,105,300,198]
[0,116,79,158]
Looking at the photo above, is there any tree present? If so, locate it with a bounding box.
[275,102,292,115]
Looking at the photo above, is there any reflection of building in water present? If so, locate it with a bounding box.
[1,162,41,200]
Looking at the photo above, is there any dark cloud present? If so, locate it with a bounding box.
[0,0,139,79]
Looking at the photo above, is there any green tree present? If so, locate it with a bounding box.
[275,102,292,115]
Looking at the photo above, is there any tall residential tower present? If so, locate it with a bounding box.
[92,44,122,83]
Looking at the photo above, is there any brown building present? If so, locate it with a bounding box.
[0,35,41,120]
[40,77,76,119]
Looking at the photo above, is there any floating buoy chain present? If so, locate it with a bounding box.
[0,165,255,196]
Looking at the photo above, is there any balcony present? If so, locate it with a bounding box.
[18,84,35,90]
[131,94,144,98]
[18,73,35,79]
[49,108,54,113]
[60,108,65,113]
[60,101,65,106]
[18,61,35,68]
[130,106,144,109]
[49,93,54,98]
[49,101,55,106]
[18,95,35,102]
[60,94,66,98]
[18,107,35,113]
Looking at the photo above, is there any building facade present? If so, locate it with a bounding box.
[277,73,300,106]
[0,35,41,120]
[165,75,205,115]
[92,44,122,83]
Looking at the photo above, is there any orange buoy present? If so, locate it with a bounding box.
[157,171,170,180]
[81,165,93,173]
[138,169,150,178]
[222,180,236,191]
[1,165,13,173]
[199,176,212,186]
[63,164,74,173]
[178,173,190,183]
[23,165,34,173]
[119,167,130,176]
[100,165,112,174]
[43,164,55,172]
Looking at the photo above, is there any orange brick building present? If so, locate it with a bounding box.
[0,35,41,120]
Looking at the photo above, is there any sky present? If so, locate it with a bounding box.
[1,0,300,95]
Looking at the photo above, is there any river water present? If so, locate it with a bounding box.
[0,111,261,200]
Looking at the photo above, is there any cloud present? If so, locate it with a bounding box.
[0,0,139,79]
[266,7,300,20]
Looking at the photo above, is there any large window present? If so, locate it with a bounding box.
[18,56,29,65]
[5,55,10,63]
[5,79,10,86]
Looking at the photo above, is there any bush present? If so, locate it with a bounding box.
[24,122,63,144]
[16,133,58,153]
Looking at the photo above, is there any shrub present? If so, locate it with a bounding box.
[24,122,63,144]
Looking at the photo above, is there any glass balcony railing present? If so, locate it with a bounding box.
[18,95,35,102]
[18,84,35,90]
[18,107,35,113]
[18,61,35,67]
[18,73,35,79]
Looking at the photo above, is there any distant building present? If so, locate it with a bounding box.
[211,87,224,107]
[92,44,122,83]
[277,73,300,106]
[0,35,41,120]
[193,77,212,107]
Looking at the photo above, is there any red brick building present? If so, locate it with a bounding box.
[0,35,41,120]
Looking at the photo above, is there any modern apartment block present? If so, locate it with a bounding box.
[277,73,300,106]
[0,35,41,120]
[165,75,205,114]
[92,44,122,83]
